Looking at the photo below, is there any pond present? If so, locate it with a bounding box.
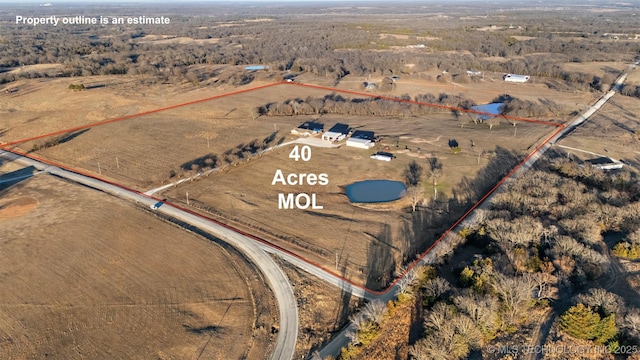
[345,180,407,203]
[471,102,504,121]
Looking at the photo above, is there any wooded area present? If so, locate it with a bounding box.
[2,2,638,97]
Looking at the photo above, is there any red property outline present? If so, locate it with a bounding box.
[0,80,566,296]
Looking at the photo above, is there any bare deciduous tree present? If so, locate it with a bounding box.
[404,160,423,187]
[407,185,423,212]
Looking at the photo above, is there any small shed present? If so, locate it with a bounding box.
[370,151,395,161]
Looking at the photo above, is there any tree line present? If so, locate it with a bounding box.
[1,5,638,90]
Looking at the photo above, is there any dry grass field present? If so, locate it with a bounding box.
[0,174,275,360]
[3,73,576,287]
[561,61,628,79]
[557,94,640,167]
[0,69,280,145]
[155,111,554,285]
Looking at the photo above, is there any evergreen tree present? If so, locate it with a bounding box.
[560,304,600,340]
[560,304,617,344]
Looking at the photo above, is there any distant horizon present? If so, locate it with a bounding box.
[0,0,612,3]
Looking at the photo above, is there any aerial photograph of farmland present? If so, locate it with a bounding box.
[1,0,640,359]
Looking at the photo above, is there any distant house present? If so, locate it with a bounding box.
[347,130,376,149]
[585,157,624,170]
[466,70,482,77]
[322,123,350,142]
[370,151,395,161]
[503,74,530,83]
[291,121,324,136]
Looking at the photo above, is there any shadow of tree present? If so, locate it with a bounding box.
[365,224,396,291]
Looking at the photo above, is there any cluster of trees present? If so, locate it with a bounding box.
[402,159,443,213]
[613,230,640,259]
[257,93,564,129]
[622,83,640,99]
[347,155,640,360]
[257,93,475,118]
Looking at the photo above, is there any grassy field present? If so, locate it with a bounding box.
[0,174,275,360]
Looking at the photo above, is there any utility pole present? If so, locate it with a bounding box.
[116,157,120,169]
[514,124,517,137]
[97,161,101,174]
[335,252,339,270]
[477,150,481,165]
[186,191,189,205]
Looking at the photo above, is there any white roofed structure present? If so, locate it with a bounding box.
[503,74,530,83]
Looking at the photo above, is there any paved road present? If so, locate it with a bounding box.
[0,150,298,360]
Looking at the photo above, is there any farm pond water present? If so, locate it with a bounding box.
[345,180,407,203]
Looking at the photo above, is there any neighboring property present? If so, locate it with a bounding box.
[370,151,395,161]
[346,130,376,149]
[466,70,482,77]
[291,121,324,136]
[585,157,624,170]
[364,81,377,90]
[503,73,530,83]
[322,123,350,142]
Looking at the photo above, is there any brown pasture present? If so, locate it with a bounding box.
[0,174,274,360]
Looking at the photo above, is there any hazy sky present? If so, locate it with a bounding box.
[1,0,490,3]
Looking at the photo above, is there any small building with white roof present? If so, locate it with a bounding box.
[503,74,530,83]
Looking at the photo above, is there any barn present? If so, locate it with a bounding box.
[503,74,530,83]
[322,123,350,142]
[347,138,374,149]
[346,130,375,149]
